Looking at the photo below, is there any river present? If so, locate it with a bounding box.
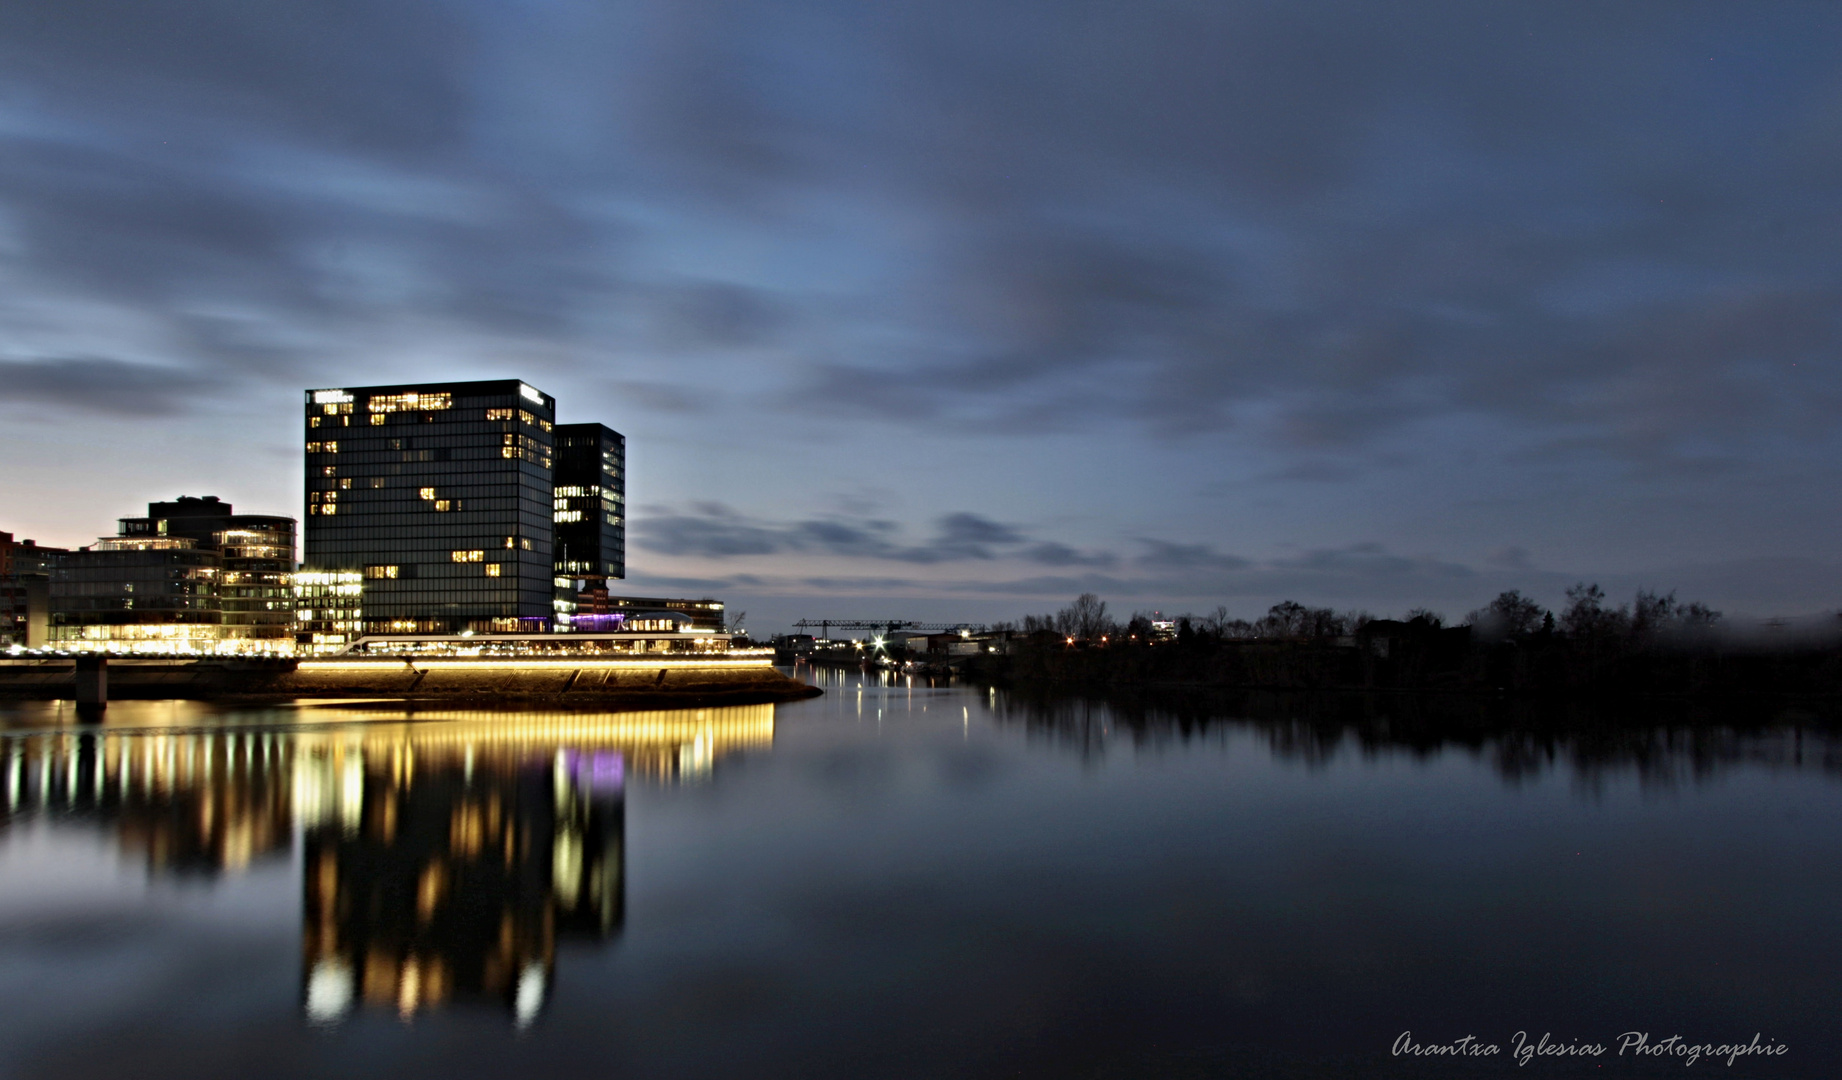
[1,669,1837,1077]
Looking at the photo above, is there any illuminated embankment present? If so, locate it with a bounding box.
[0,655,820,705]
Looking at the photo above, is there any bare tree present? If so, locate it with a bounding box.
[1561,582,1627,638]
[1466,590,1546,638]
[1256,601,1346,639]
[1631,589,1721,641]
[1055,593,1112,641]
[1403,607,1445,628]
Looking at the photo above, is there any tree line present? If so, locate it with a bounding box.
[966,587,1842,697]
[998,584,1724,648]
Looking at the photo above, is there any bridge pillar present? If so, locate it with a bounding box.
[74,654,108,712]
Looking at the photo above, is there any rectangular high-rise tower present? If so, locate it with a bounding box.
[552,423,626,583]
[551,423,626,628]
[303,380,556,633]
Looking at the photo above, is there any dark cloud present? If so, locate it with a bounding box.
[1022,542,1118,569]
[4,0,1839,468]
[0,0,470,156]
[647,280,789,351]
[634,504,1110,566]
[764,2,1842,463]
[1136,541,1253,573]
[601,380,710,415]
[0,358,223,416]
[1486,546,1535,570]
[682,539,1494,608]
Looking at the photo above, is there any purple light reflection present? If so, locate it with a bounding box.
[564,750,625,794]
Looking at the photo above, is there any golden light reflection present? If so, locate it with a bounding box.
[0,703,774,1025]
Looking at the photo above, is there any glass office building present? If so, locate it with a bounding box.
[214,518,297,644]
[117,496,296,647]
[48,537,223,648]
[303,380,557,634]
[47,497,298,652]
[552,423,626,625]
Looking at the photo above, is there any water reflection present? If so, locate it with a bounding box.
[0,705,774,1027]
[986,685,1842,786]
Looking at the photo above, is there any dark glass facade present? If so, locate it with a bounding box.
[552,423,626,612]
[49,538,223,647]
[303,380,557,634]
[116,496,297,645]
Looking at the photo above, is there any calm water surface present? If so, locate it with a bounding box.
[1,670,1838,1078]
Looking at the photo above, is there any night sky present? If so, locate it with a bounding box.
[2,2,1839,630]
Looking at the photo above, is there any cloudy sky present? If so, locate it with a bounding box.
[2,1,1840,629]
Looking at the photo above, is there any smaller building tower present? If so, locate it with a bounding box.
[551,423,625,626]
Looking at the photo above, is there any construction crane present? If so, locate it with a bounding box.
[791,619,964,640]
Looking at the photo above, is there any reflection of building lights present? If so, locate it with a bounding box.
[2,706,774,1026]
[305,959,355,1025]
[514,964,547,1029]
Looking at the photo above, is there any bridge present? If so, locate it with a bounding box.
[791,619,967,639]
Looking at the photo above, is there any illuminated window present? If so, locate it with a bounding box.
[370,413,385,425]
[419,487,437,501]
[305,441,338,454]
[309,416,322,428]
[555,510,583,523]
[505,537,516,548]
[485,564,501,577]
[486,407,513,421]
[520,538,532,550]
[364,565,399,580]
[451,550,484,563]
[367,392,453,413]
[433,500,451,511]
[339,478,352,489]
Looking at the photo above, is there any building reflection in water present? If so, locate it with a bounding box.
[0,705,775,1027]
